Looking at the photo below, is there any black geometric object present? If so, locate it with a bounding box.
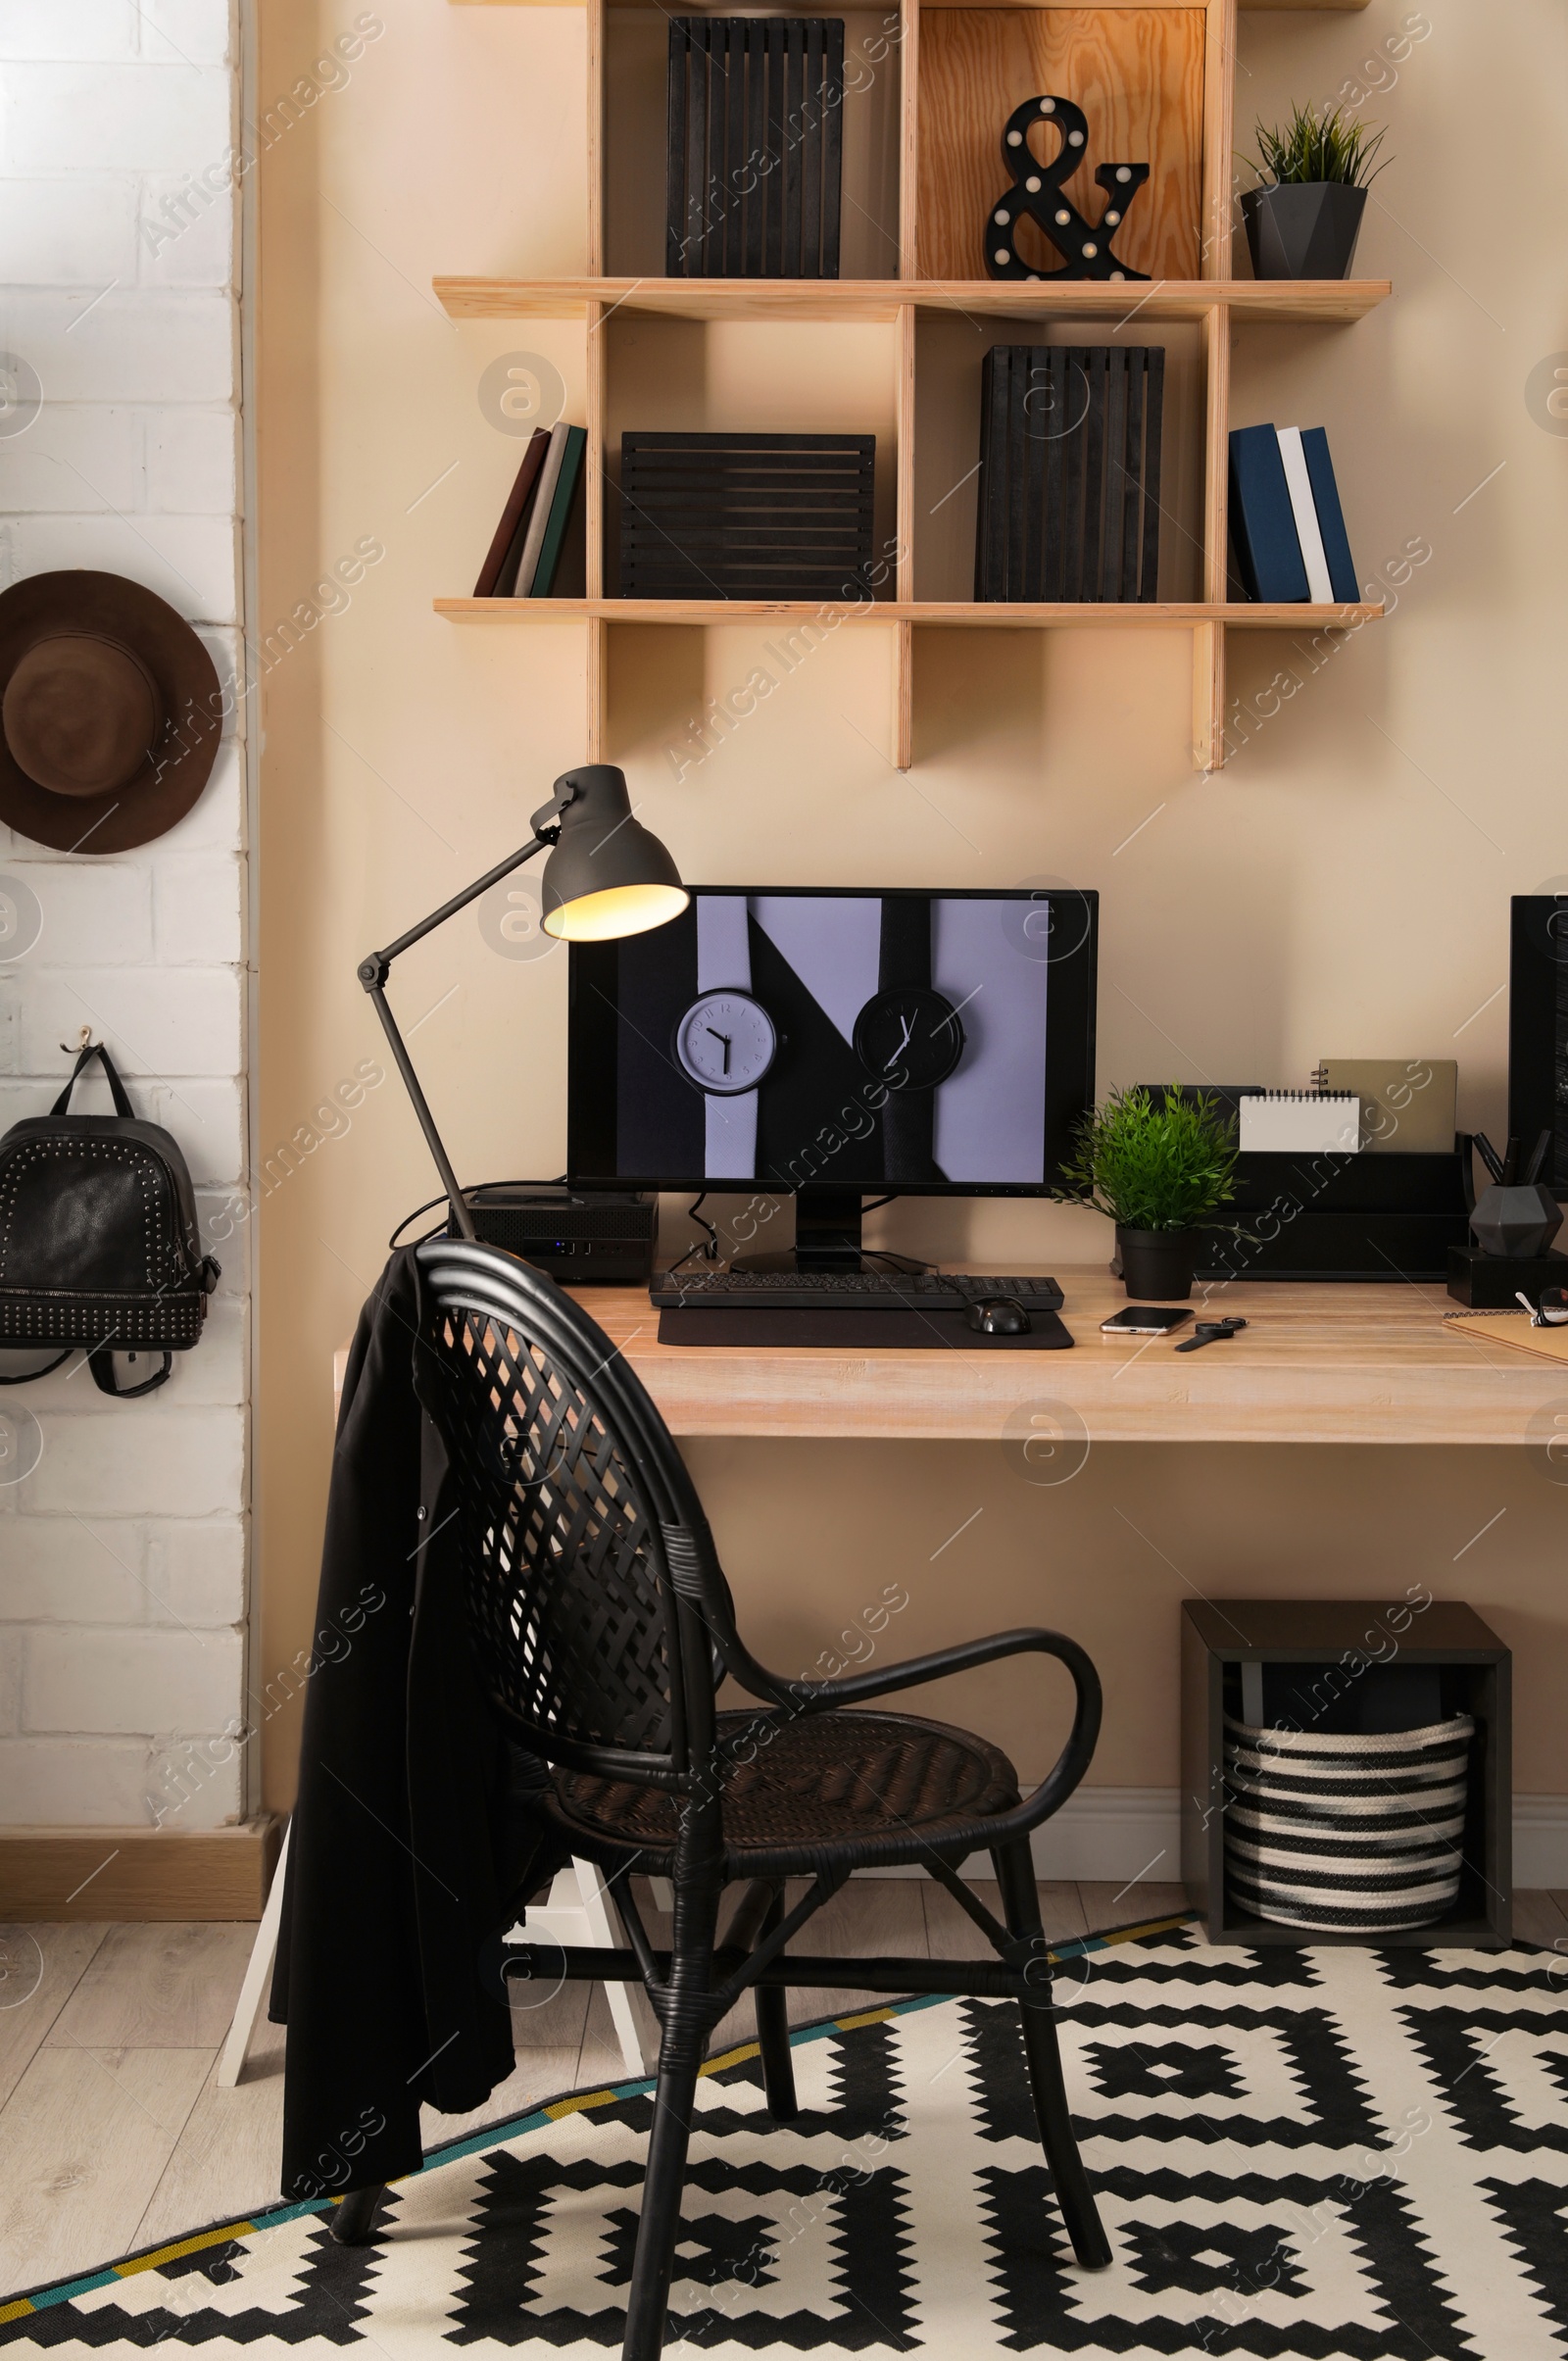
[974,344,1163,601]
[1240,180,1368,279]
[984,93,1150,282]
[618,431,874,599]
[1469,1179,1564,1259]
[666,19,845,278]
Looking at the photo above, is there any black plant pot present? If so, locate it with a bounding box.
[1241,182,1367,279]
[1115,1226,1199,1301]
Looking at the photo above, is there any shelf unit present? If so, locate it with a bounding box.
[440,0,1386,770]
[1181,1600,1511,1948]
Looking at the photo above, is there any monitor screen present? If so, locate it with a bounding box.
[567,886,1098,1194]
[1508,895,1568,1192]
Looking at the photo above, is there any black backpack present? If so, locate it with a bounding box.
[0,1042,220,1398]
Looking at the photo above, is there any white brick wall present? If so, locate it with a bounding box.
[0,0,251,1834]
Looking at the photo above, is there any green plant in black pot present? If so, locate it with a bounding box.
[1055,1085,1239,1300]
[1241,103,1390,280]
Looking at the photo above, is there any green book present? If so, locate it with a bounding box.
[529,425,587,597]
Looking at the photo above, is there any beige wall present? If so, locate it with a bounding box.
[257,0,1568,1815]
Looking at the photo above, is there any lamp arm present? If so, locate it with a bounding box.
[357,819,562,1243]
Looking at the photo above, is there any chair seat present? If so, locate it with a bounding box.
[546,1707,1022,1874]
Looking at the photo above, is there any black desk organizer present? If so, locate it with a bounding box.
[618,431,875,600]
[666,17,845,279]
[1196,1148,1471,1282]
[975,345,1164,602]
[1181,1598,1511,1948]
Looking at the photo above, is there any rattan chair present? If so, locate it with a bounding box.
[330,1237,1110,2360]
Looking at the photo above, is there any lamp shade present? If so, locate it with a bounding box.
[539,763,688,941]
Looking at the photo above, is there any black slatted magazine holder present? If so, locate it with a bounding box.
[667,18,845,278]
[618,431,875,600]
[975,344,1164,602]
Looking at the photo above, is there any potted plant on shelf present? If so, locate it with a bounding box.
[1055,1085,1239,1300]
[1241,103,1389,281]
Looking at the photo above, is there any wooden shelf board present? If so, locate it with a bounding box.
[435,275,1391,326]
[436,597,1386,628]
[452,1,1373,11]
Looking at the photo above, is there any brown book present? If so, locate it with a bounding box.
[472,429,550,597]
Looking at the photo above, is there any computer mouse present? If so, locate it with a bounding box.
[966,1296,1030,1337]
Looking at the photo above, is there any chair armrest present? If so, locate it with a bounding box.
[725,1627,1102,1844]
[774,1627,1070,1713]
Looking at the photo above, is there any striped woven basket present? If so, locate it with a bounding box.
[1222,1711,1475,1935]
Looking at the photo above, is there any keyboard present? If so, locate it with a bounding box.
[650,1269,1064,1312]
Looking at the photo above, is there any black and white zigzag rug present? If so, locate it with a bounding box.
[7,1916,1568,2356]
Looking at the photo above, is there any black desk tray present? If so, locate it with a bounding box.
[1195,1150,1470,1283]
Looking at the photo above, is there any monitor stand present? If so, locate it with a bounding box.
[730,1187,923,1276]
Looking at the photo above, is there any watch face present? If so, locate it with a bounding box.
[853,987,965,1091]
[674,989,778,1095]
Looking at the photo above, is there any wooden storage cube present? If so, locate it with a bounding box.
[605,4,903,279]
[911,310,1205,601]
[601,314,900,597]
[914,7,1205,281]
[1181,1599,1512,1949]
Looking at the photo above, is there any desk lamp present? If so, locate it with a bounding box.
[358,763,687,1241]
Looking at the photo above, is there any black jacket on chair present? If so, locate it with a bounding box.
[270,1247,568,2202]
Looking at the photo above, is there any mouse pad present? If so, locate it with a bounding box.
[655,1307,1075,1350]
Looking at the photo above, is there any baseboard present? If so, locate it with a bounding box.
[0,1818,281,1921]
[1512,1796,1568,1890]
[865,1789,1568,1890]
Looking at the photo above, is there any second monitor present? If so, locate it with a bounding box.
[568,886,1099,1251]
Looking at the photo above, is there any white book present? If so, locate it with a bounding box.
[1277,426,1334,605]
[512,421,568,597]
[1239,1091,1362,1156]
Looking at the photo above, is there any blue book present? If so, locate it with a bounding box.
[1228,424,1308,602]
[1299,426,1359,604]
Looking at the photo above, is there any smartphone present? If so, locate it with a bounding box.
[1101,1306,1194,1335]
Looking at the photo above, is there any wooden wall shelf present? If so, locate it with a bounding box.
[438,596,1385,629]
[442,0,1388,768]
[437,276,1391,326]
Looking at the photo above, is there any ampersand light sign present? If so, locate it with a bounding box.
[985,94,1150,282]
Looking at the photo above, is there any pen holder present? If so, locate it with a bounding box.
[1467,1179,1562,1260]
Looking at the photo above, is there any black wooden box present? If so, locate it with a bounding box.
[617,431,875,600]
[1180,1598,1511,1947]
[666,17,845,279]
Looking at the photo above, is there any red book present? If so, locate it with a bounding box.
[472,429,550,597]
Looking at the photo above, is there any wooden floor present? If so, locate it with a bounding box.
[1,1881,1563,2301]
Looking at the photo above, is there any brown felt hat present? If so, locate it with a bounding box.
[0,570,223,854]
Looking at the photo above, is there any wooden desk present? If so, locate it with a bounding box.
[555,1270,1566,1449]
[333,1270,1564,1445]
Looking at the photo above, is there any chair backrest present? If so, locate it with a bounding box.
[413,1237,731,1788]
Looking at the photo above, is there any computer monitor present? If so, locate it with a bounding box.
[567,885,1098,1266]
[1508,894,1568,1191]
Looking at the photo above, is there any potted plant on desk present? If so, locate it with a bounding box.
[1055,1085,1239,1301]
[1241,102,1389,280]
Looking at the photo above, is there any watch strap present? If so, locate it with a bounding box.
[697,894,751,992]
[696,895,759,1180]
[878,897,931,993]
[882,1085,939,1180]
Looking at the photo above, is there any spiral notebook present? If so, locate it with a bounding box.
[1442,1309,1568,1363]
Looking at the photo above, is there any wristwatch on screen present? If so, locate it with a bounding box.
[853,898,963,1178]
[673,896,776,1177]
